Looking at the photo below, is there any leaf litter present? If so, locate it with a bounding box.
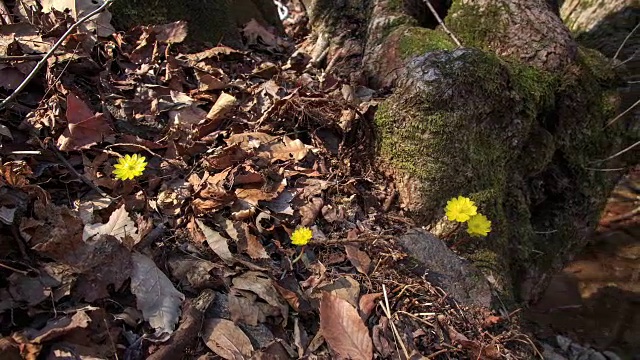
[0,1,539,359]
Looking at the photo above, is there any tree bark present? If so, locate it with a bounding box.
[305,0,635,305]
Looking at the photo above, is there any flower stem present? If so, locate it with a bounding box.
[450,236,470,250]
[291,246,306,265]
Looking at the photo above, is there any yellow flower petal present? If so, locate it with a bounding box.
[113,153,147,181]
[445,196,478,223]
[467,213,491,237]
[291,226,313,246]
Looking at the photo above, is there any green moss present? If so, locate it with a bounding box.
[447,0,508,49]
[508,64,558,116]
[379,17,413,42]
[398,27,456,59]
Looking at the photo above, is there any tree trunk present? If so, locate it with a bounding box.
[304,0,635,305]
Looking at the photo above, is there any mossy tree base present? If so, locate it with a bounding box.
[304,0,635,305]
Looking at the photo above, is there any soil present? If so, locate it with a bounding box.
[526,167,640,358]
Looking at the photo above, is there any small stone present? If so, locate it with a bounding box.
[397,228,492,307]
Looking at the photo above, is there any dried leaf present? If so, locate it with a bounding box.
[228,290,279,326]
[234,222,269,259]
[202,318,254,359]
[57,93,112,151]
[7,270,58,306]
[318,276,360,308]
[206,92,237,123]
[232,272,288,325]
[358,293,382,320]
[261,136,311,162]
[168,255,220,291]
[41,0,114,37]
[320,292,373,360]
[242,19,279,48]
[131,252,184,335]
[300,197,323,226]
[196,219,235,265]
[83,204,140,247]
[151,21,188,43]
[345,245,371,274]
[23,311,91,343]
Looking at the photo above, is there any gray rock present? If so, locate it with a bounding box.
[542,343,569,360]
[397,228,492,307]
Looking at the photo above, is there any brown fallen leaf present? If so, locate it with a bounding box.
[300,197,323,226]
[202,318,254,360]
[228,290,280,326]
[196,219,235,265]
[206,92,238,123]
[232,271,289,326]
[358,293,382,320]
[23,311,91,344]
[320,292,373,360]
[317,276,360,308]
[261,136,311,162]
[131,252,184,335]
[82,204,140,248]
[57,93,112,151]
[345,245,372,275]
[151,21,188,43]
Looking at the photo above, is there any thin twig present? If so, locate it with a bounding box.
[422,0,462,47]
[49,143,114,199]
[0,54,48,62]
[105,143,161,159]
[0,262,29,275]
[310,234,394,245]
[592,140,640,163]
[0,0,115,110]
[606,98,640,127]
[613,22,640,61]
[584,166,627,172]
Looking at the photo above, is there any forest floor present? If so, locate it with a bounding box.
[0,2,634,360]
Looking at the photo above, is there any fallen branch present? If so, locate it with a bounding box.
[0,0,115,110]
[147,289,216,360]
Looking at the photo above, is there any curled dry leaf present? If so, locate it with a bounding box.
[320,292,373,360]
[358,293,382,321]
[202,318,254,360]
[131,252,185,335]
[196,219,235,265]
[83,204,140,248]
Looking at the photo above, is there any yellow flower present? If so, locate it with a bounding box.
[467,214,491,237]
[445,196,477,222]
[291,226,313,246]
[113,154,147,180]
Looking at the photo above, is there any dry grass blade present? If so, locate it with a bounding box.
[379,284,410,359]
